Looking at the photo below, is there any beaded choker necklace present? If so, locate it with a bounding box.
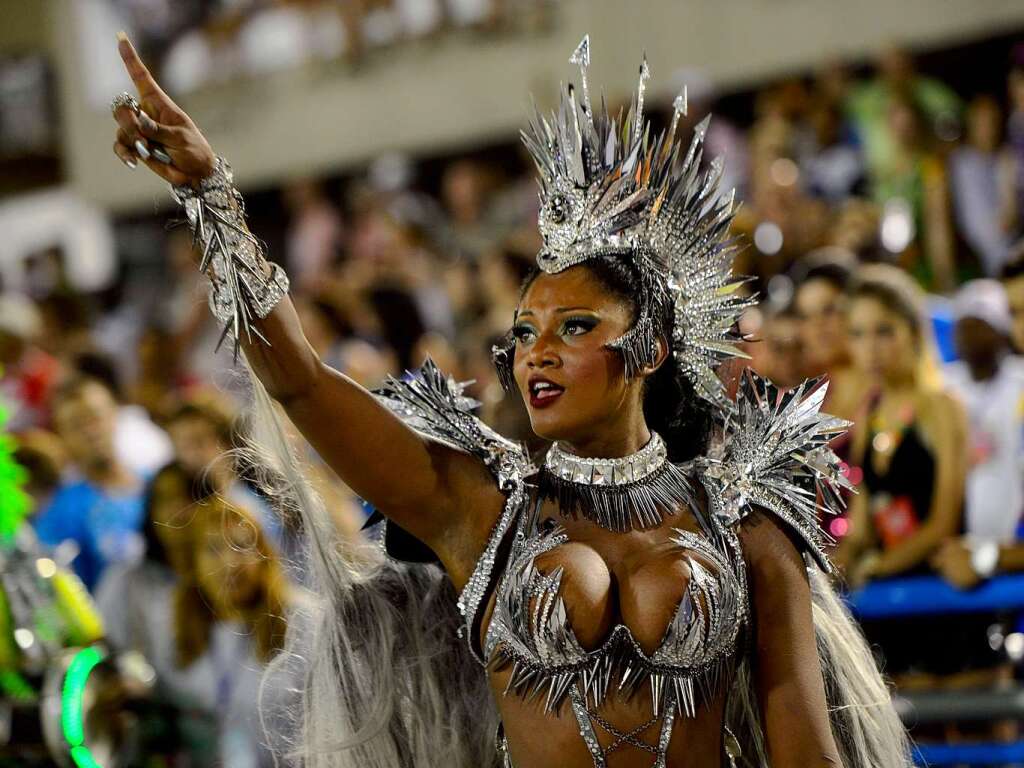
[539,432,696,532]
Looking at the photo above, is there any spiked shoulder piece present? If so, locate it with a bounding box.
[696,371,853,572]
[372,359,534,642]
[373,357,531,492]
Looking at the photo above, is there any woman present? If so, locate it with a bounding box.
[833,266,985,682]
[109,33,908,767]
[96,461,210,661]
[96,461,215,766]
[791,250,871,423]
[834,265,964,585]
[174,496,295,767]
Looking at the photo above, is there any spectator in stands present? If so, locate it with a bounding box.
[129,325,182,418]
[34,375,149,589]
[0,292,61,431]
[760,302,804,389]
[872,92,956,291]
[834,264,965,585]
[934,283,1024,594]
[950,96,1015,277]
[931,275,1024,633]
[943,280,1024,544]
[736,86,831,283]
[1005,45,1024,241]
[35,293,94,362]
[13,429,67,516]
[282,178,344,295]
[801,99,865,203]
[846,44,961,188]
[159,229,242,398]
[441,159,500,263]
[834,265,978,682]
[73,350,175,477]
[827,197,884,262]
[293,296,349,372]
[1003,249,1024,353]
[792,249,866,420]
[95,462,215,763]
[175,499,295,767]
[164,392,285,556]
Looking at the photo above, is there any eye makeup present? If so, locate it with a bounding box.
[511,316,598,343]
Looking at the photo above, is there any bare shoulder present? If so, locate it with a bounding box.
[917,387,962,417]
[915,387,965,441]
[736,508,809,580]
[825,365,870,420]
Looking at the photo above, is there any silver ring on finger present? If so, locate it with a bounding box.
[110,91,140,116]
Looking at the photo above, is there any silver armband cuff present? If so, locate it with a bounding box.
[171,157,290,357]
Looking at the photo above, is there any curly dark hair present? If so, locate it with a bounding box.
[516,255,714,462]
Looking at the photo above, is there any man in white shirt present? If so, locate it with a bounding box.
[944,280,1024,544]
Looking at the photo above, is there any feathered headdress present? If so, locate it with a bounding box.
[493,35,754,410]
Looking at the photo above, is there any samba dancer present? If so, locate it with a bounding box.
[110,32,909,768]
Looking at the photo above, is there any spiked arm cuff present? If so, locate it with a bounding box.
[171,157,289,359]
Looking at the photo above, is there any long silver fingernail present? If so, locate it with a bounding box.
[134,139,150,160]
[152,146,172,164]
[122,156,137,169]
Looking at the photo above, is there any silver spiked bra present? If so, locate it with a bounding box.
[494,35,756,409]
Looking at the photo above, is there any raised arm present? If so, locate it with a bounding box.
[110,35,504,579]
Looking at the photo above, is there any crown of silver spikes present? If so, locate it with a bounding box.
[493,35,754,410]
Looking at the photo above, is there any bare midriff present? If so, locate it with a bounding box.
[492,671,728,767]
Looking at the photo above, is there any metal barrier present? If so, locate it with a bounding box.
[846,574,1024,766]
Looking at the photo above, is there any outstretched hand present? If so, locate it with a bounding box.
[111,32,216,186]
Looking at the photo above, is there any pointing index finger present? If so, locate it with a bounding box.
[116,31,165,101]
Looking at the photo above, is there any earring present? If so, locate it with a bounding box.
[491,331,516,392]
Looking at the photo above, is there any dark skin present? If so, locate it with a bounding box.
[953,317,1006,382]
[111,35,841,767]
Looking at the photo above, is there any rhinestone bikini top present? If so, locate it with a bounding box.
[482,490,747,719]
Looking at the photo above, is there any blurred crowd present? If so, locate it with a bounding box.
[109,0,554,94]
[4,35,1024,763]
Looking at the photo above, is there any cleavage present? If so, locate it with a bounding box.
[530,513,710,656]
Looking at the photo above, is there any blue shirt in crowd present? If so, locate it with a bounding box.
[34,475,148,590]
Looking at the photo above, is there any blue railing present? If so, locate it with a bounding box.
[846,573,1024,619]
[913,742,1024,764]
[846,574,1024,766]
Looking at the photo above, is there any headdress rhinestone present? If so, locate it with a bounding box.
[495,35,755,408]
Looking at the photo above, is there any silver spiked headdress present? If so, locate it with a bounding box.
[494,35,755,410]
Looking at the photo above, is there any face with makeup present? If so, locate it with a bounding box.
[846,295,918,383]
[511,265,664,450]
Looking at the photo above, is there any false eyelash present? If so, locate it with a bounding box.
[511,324,535,341]
[563,317,597,333]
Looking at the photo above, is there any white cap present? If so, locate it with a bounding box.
[0,293,42,340]
[953,279,1013,336]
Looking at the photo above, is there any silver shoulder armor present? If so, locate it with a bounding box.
[698,372,853,572]
[373,357,532,492]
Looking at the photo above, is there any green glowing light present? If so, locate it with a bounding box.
[61,646,105,767]
[70,745,103,768]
